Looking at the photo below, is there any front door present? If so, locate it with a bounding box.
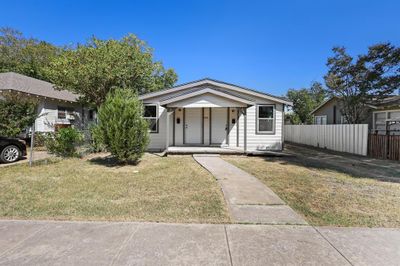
[211,108,227,145]
[184,108,202,144]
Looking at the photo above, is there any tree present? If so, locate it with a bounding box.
[46,34,177,107]
[324,43,400,123]
[0,27,59,81]
[96,88,149,163]
[287,82,327,124]
[0,92,38,137]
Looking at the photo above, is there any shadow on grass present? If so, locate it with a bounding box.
[259,144,400,183]
[88,155,140,168]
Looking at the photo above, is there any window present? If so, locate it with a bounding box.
[58,107,67,119]
[144,104,158,133]
[58,106,74,120]
[257,105,274,133]
[373,110,400,134]
[89,110,94,120]
[314,115,327,125]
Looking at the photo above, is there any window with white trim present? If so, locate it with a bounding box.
[144,104,158,133]
[58,106,73,119]
[257,105,274,133]
[314,115,327,125]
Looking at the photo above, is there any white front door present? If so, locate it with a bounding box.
[185,108,202,144]
[211,108,227,145]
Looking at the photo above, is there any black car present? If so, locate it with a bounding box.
[0,137,27,163]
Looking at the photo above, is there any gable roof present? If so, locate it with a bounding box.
[0,72,78,102]
[139,78,292,105]
[159,88,254,106]
[310,97,339,115]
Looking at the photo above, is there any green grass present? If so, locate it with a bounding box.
[224,156,400,227]
[0,154,230,223]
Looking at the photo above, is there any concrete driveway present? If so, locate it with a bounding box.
[0,220,399,266]
[0,150,51,168]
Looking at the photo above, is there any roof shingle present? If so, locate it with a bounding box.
[0,72,78,102]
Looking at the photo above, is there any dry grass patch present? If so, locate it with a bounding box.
[223,156,400,227]
[0,154,230,223]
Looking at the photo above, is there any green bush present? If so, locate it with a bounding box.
[33,132,51,147]
[45,127,83,157]
[88,124,107,153]
[97,88,149,163]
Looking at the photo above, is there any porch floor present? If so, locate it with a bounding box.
[167,146,245,155]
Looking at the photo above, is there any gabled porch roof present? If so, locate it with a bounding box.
[159,88,253,108]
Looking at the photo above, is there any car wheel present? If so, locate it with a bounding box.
[0,145,21,163]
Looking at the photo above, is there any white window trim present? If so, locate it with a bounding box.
[144,104,159,133]
[372,109,400,132]
[256,104,275,134]
[314,115,327,125]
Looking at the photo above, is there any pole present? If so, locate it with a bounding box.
[29,124,35,167]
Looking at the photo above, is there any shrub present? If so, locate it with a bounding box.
[33,132,51,147]
[97,88,149,163]
[88,124,107,153]
[45,127,83,157]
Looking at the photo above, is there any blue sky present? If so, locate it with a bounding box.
[1,0,399,96]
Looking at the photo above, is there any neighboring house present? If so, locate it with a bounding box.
[310,96,400,135]
[139,78,292,152]
[0,72,95,134]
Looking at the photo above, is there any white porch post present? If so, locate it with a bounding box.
[166,109,170,151]
[165,108,174,151]
[244,107,247,152]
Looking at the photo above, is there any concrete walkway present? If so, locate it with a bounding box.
[193,154,307,225]
[1,220,399,266]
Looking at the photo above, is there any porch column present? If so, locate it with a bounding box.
[165,108,174,151]
[244,108,247,152]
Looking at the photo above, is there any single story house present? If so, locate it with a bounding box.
[0,72,95,134]
[139,78,292,153]
[310,96,400,135]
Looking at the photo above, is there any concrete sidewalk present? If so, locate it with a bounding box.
[1,220,399,266]
[193,154,306,225]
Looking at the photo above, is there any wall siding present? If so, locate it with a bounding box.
[245,104,283,151]
[148,106,168,151]
[35,99,84,132]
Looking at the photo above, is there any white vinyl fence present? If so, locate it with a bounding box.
[284,124,369,156]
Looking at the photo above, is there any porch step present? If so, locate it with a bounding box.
[167,146,244,155]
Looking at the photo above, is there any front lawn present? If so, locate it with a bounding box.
[0,154,230,223]
[223,156,400,227]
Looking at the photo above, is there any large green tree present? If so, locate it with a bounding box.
[0,93,38,137]
[46,34,177,106]
[0,27,59,81]
[324,43,400,123]
[287,82,326,124]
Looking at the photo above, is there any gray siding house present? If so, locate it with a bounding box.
[311,96,400,135]
[0,72,95,133]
